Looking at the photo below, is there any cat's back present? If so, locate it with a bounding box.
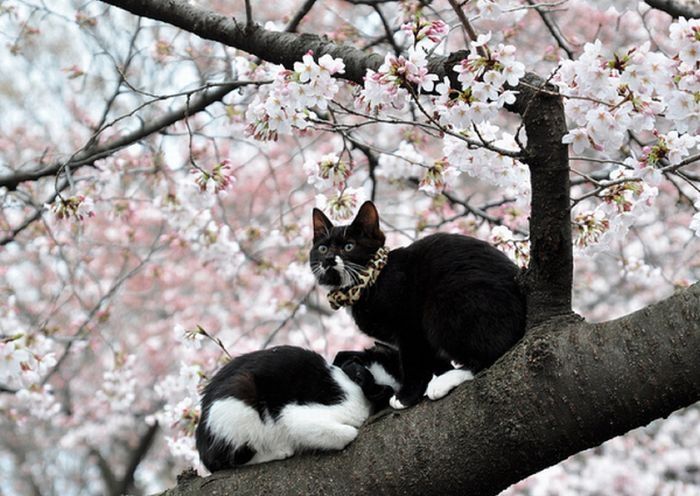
[201,345,344,417]
[196,346,363,471]
[403,232,519,279]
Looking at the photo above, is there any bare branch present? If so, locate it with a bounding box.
[446,0,490,59]
[285,0,318,33]
[0,81,248,191]
[114,422,160,496]
[525,0,574,59]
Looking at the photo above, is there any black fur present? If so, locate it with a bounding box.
[311,202,526,407]
[333,343,401,411]
[196,345,400,471]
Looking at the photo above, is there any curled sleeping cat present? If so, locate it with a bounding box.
[310,201,526,409]
[196,344,400,472]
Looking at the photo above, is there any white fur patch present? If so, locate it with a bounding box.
[425,369,474,401]
[206,365,371,465]
[334,256,353,287]
[367,362,400,392]
[389,395,407,410]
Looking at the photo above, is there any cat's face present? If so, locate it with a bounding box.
[310,201,386,289]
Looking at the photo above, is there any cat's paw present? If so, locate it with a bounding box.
[425,369,474,401]
[389,387,425,409]
[389,395,407,410]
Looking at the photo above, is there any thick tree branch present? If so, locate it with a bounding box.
[645,0,700,18]
[157,282,700,496]
[99,0,574,325]
[507,74,572,326]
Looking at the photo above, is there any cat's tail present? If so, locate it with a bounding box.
[196,415,255,472]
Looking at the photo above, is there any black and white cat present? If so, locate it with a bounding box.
[310,201,526,409]
[195,344,399,472]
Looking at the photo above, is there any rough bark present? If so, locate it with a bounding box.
[645,0,700,19]
[159,282,700,496]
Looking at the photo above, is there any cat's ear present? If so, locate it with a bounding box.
[312,208,333,241]
[351,201,385,243]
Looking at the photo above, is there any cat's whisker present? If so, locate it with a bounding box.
[343,266,362,285]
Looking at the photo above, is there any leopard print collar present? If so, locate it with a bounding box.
[327,247,390,310]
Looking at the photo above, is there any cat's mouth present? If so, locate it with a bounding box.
[312,257,355,289]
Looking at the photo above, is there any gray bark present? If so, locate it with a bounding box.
[645,0,700,18]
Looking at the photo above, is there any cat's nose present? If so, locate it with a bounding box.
[322,257,336,268]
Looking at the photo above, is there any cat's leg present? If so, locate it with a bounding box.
[281,405,360,451]
[389,332,435,409]
[425,368,474,400]
[248,448,295,465]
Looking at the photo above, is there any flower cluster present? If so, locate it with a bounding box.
[559,18,700,155]
[573,210,611,248]
[435,33,524,130]
[574,166,659,253]
[442,128,530,197]
[192,160,235,194]
[419,157,459,196]
[357,47,438,112]
[303,153,353,190]
[148,362,205,465]
[47,195,95,221]
[0,332,56,389]
[489,225,530,267]
[400,18,448,48]
[357,13,447,112]
[691,200,700,237]
[245,52,345,140]
[315,187,364,221]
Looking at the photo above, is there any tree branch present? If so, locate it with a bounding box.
[644,0,700,18]
[285,0,318,33]
[114,422,160,496]
[0,82,244,191]
[157,282,700,496]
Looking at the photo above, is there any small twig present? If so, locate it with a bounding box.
[526,0,573,59]
[262,289,316,349]
[285,0,317,32]
[373,4,401,56]
[244,0,253,27]
[194,325,233,359]
[446,0,490,59]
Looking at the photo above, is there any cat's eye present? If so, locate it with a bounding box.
[318,245,328,254]
[344,243,354,252]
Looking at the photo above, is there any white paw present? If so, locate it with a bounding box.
[450,360,464,369]
[425,369,474,401]
[389,395,407,410]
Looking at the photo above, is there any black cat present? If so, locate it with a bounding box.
[196,345,399,472]
[310,201,526,409]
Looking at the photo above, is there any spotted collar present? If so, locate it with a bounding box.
[327,247,390,310]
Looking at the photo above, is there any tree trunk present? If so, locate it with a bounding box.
[158,282,700,496]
